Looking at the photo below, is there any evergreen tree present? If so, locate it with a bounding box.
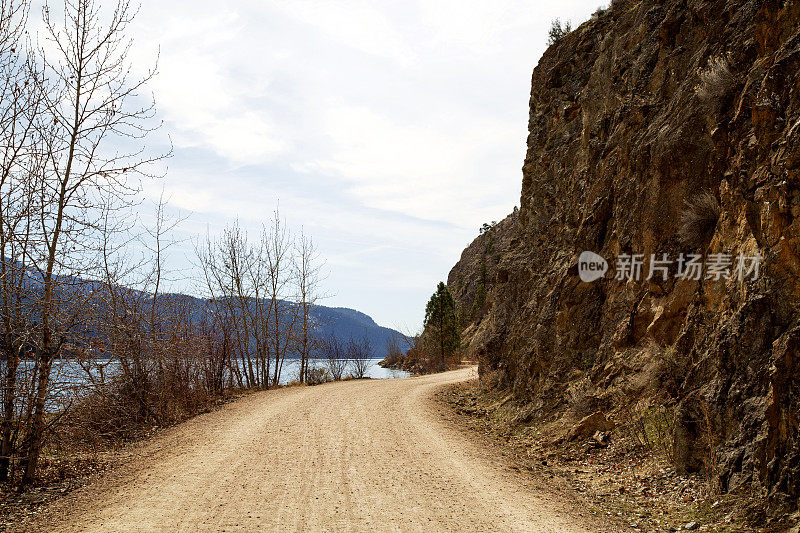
[547,18,572,45]
[424,282,460,370]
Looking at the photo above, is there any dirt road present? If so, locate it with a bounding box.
[30,368,595,532]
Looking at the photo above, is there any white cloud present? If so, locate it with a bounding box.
[271,0,415,65]
[305,105,521,226]
[121,0,604,327]
[134,5,287,164]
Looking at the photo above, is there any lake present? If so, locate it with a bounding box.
[6,358,411,408]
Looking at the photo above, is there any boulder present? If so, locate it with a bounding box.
[566,412,615,442]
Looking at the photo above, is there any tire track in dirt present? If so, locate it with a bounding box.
[21,369,598,532]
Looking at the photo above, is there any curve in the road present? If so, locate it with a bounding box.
[27,368,595,533]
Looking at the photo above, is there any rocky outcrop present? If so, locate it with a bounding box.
[437,0,800,516]
[446,212,519,355]
[383,213,519,373]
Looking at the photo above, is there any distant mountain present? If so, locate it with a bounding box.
[163,295,404,358]
[310,305,402,357]
[6,264,406,358]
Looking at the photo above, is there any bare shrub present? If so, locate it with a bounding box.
[700,400,720,494]
[678,191,720,248]
[696,56,735,102]
[651,343,684,396]
[305,367,330,386]
[382,334,406,368]
[59,353,213,447]
[348,336,372,379]
[321,335,347,381]
[623,402,676,462]
[404,334,462,374]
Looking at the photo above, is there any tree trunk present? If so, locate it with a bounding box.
[0,341,19,482]
[22,343,53,484]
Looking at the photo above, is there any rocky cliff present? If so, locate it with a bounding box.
[440,0,800,516]
[446,212,519,354]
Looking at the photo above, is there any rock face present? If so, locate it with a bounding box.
[446,212,520,356]
[438,0,800,514]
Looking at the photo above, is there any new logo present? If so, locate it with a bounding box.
[578,251,608,282]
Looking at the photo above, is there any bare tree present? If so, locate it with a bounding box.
[262,207,298,387]
[322,333,347,381]
[22,0,163,483]
[0,0,337,486]
[198,309,232,395]
[293,229,323,383]
[197,222,260,388]
[72,198,219,443]
[198,209,305,389]
[0,0,39,483]
[140,193,188,422]
[95,205,153,427]
[348,335,372,379]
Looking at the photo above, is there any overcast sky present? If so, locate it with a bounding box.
[113,0,603,331]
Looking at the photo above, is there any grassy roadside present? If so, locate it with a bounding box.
[436,379,785,533]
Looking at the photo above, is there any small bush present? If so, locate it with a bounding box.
[347,336,372,379]
[479,221,498,235]
[548,18,573,46]
[56,373,214,447]
[678,191,720,249]
[654,344,684,396]
[306,367,330,386]
[696,56,735,102]
[623,403,676,462]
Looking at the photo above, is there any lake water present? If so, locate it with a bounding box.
[249,358,412,383]
[8,358,411,406]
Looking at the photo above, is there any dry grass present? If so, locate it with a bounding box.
[699,401,719,495]
[678,191,721,249]
[696,56,735,102]
[436,381,757,532]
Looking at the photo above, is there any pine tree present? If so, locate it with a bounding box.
[547,18,572,45]
[424,282,460,371]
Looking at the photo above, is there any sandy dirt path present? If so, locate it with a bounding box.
[27,368,596,532]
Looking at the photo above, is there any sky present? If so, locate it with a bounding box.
[97,0,604,331]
